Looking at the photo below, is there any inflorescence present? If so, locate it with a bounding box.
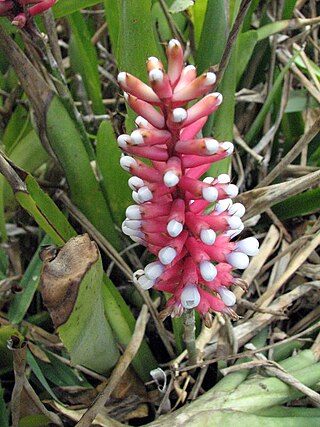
[117,39,259,326]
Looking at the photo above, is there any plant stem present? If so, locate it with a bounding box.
[183,309,198,365]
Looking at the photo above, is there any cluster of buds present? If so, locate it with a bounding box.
[117,40,259,326]
[0,0,56,28]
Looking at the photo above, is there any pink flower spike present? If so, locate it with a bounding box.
[217,286,236,306]
[28,0,56,16]
[117,40,259,320]
[148,69,173,100]
[120,155,162,182]
[163,157,182,188]
[130,129,171,146]
[183,93,223,127]
[0,1,13,15]
[125,94,165,128]
[11,13,27,27]
[172,72,216,103]
[180,117,208,141]
[167,39,184,87]
[146,56,164,73]
[181,284,200,309]
[174,65,197,93]
[175,138,219,156]
[118,72,161,104]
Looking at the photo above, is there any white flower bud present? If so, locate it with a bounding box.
[200,261,217,281]
[167,220,183,237]
[158,246,177,265]
[181,284,200,309]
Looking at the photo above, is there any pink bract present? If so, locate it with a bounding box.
[117,39,259,325]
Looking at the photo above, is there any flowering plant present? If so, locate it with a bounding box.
[0,0,56,28]
[117,39,259,326]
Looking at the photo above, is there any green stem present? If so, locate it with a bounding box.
[183,309,198,365]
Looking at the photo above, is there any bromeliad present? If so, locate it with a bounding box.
[117,39,259,327]
[0,0,56,28]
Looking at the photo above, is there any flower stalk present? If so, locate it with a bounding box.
[117,39,259,351]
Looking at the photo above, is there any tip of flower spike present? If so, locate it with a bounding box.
[225,184,239,198]
[212,92,223,105]
[122,222,144,238]
[218,286,237,306]
[181,284,200,309]
[226,223,244,239]
[217,174,230,184]
[167,219,183,237]
[215,198,232,213]
[124,219,141,230]
[227,216,243,230]
[117,72,127,84]
[128,176,144,190]
[164,171,180,187]
[236,237,259,256]
[228,203,245,218]
[135,116,149,128]
[205,72,216,86]
[138,275,155,290]
[200,261,217,282]
[200,229,216,245]
[226,252,249,269]
[149,69,164,83]
[222,141,234,156]
[138,186,153,202]
[130,130,144,145]
[120,155,137,171]
[117,134,129,149]
[132,191,142,204]
[126,205,141,219]
[144,261,165,280]
[205,139,219,155]
[202,186,218,202]
[172,108,187,123]
[158,246,177,265]
[168,39,181,48]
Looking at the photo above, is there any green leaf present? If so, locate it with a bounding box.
[0,384,9,427]
[18,415,50,427]
[237,31,258,83]
[46,95,120,249]
[192,0,208,46]
[117,0,159,80]
[36,351,92,388]
[169,0,194,14]
[273,188,320,220]
[8,235,52,325]
[245,51,300,144]
[52,239,119,374]
[196,0,227,73]
[96,121,132,226]
[285,90,320,113]
[102,276,157,381]
[26,350,60,402]
[103,0,119,54]
[15,173,76,246]
[53,0,101,18]
[68,12,105,115]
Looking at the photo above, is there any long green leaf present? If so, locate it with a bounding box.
[68,12,105,115]
[196,0,227,73]
[46,95,120,249]
[102,276,157,381]
[53,0,101,18]
[273,188,320,220]
[96,121,131,226]
[245,51,300,144]
[8,235,52,324]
